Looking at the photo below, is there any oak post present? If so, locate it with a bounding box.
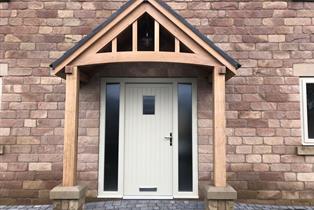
[112,38,117,52]
[132,21,138,51]
[63,66,80,187]
[154,20,160,52]
[212,66,227,187]
[175,38,180,53]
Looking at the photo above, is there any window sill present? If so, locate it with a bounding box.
[297,146,314,156]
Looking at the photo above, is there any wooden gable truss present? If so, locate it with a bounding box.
[51,0,240,80]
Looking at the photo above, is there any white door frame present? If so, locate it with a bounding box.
[98,78,198,199]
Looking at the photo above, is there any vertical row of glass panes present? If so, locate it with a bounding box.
[178,83,193,192]
[104,84,120,191]
[98,13,194,54]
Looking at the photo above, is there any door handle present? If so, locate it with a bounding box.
[164,132,172,146]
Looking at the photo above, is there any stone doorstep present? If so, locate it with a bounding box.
[202,185,237,200]
[50,185,87,200]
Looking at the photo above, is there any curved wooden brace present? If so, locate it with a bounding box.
[71,52,221,68]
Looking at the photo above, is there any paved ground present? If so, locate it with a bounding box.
[234,203,314,210]
[0,201,314,210]
[85,200,204,210]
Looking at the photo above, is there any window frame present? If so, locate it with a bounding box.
[300,77,314,145]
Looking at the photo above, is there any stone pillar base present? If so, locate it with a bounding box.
[50,185,87,210]
[201,185,237,210]
[207,200,235,210]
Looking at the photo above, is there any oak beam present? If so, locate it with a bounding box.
[74,52,218,67]
[65,66,73,74]
[112,38,117,53]
[212,66,227,187]
[63,66,80,187]
[132,21,138,51]
[175,38,180,53]
[154,20,160,52]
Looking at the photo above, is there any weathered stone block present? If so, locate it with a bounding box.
[297,146,314,156]
[29,162,51,171]
[201,185,237,210]
[0,63,8,76]
[50,185,87,210]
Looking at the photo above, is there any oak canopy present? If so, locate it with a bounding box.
[50,0,241,79]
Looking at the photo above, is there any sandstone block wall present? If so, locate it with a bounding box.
[0,0,314,204]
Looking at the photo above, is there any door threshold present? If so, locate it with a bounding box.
[123,196,173,199]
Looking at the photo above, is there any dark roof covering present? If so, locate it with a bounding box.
[50,0,241,70]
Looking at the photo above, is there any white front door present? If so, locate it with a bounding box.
[124,83,173,197]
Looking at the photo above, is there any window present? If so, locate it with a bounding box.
[160,25,175,52]
[98,42,112,53]
[117,25,132,52]
[301,78,314,145]
[143,96,155,115]
[178,83,193,191]
[104,83,120,191]
[96,13,195,55]
[138,13,155,51]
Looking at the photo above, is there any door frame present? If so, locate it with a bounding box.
[98,78,198,199]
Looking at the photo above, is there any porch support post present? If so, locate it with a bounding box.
[63,66,80,187]
[201,66,237,210]
[212,66,226,187]
[50,66,87,210]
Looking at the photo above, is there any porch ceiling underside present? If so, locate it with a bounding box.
[50,0,241,78]
[79,62,214,79]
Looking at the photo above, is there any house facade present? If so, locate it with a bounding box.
[1,0,314,207]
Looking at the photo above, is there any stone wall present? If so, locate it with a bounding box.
[0,0,314,204]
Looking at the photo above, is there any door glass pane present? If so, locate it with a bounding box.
[104,83,120,191]
[307,83,314,139]
[178,83,193,191]
[143,96,155,115]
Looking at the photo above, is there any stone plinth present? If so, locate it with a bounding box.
[50,185,87,210]
[201,185,237,210]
